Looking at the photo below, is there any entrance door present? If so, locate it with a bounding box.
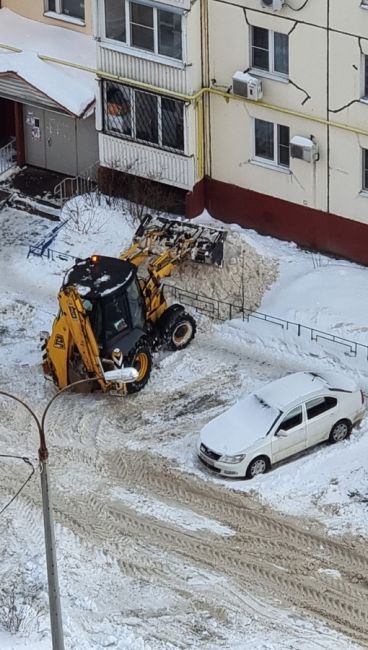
[23,106,77,175]
[23,106,46,168]
[45,110,77,175]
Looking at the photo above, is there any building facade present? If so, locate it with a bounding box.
[92,0,202,195]
[93,0,368,264]
[0,1,98,177]
[204,0,368,264]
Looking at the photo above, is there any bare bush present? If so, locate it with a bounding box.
[100,158,184,230]
[0,581,44,635]
[62,190,106,236]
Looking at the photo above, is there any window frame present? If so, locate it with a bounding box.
[44,0,85,23]
[103,81,186,154]
[362,148,368,191]
[251,26,289,79]
[276,405,303,433]
[362,54,368,99]
[253,118,290,169]
[101,0,184,63]
[305,396,338,420]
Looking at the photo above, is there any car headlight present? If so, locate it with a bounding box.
[219,453,246,464]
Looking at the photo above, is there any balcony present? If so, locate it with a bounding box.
[99,134,195,190]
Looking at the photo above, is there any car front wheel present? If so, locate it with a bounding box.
[246,456,269,479]
[329,420,350,444]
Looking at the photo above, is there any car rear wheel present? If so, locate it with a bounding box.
[246,456,269,479]
[329,419,350,443]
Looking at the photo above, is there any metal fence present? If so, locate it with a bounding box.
[54,162,98,206]
[163,283,368,363]
[27,220,71,261]
[24,238,368,365]
[0,137,16,175]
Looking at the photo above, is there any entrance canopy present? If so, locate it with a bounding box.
[0,8,95,117]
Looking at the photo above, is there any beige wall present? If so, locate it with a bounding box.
[206,0,368,226]
[2,0,92,33]
[330,0,368,36]
[209,94,328,212]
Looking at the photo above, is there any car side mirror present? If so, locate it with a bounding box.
[275,429,288,438]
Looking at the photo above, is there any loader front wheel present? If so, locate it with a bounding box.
[126,340,152,394]
[163,311,196,351]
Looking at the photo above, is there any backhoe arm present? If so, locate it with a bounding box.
[45,286,106,390]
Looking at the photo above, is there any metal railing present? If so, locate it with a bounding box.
[54,162,98,206]
[27,220,70,260]
[27,245,76,263]
[0,136,16,175]
[163,283,368,363]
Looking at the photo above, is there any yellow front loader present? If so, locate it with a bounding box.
[41,215,226,394]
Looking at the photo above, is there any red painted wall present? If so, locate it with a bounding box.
[186,177,368,266]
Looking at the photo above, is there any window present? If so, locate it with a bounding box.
[45,0,85,20]
[103,81,184,152]
[306,396,337,420]
[251,27,289,76]
[277,406,303,432]
[363,55,368,98]
[103,0,182,60]
[363,149,368,191]
[254,119,290,168]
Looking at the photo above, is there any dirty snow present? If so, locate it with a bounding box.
[1,196,368,648]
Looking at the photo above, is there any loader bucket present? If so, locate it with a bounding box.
[133,214,227,266]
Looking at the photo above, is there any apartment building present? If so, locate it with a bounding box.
[92,0,368,264]
[205,0,368,263]
[92,0,202,204]
[0,1,97,176]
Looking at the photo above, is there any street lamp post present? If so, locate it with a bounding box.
[0,369,138,650]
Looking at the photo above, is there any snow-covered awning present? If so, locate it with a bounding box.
[0,8,96,117]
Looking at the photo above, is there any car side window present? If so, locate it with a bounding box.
[277,405,303,432]
[306,396,337,420]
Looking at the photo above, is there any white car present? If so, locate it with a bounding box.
[197,371,365,479]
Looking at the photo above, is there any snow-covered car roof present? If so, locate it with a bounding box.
[256,371,357,411]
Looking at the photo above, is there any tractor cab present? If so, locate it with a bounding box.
[63,255,147,355]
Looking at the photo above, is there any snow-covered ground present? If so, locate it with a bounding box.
[1,197,367,649]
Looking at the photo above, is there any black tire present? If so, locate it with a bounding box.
[329,419,351,444]
[125,339,152,394]
[162,311,196,351]
[246,456,269,479]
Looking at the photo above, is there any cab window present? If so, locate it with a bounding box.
[306,396,337,419]
[103,293,129,340]
[277,405,303,432]
[126,279,145,329]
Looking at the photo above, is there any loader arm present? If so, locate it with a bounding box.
[45,286,106,390]
[120,215,227,323]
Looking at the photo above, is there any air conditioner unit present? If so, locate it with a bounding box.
[261,0,284,10]
[232,72,263,101]
[290,136,319,163]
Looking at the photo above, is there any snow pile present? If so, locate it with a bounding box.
[58,199,278,312]
[170,230,278,310]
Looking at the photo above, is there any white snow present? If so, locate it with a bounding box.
[1,196,368,648]
[200,393,279,452]
[0,9,95,116]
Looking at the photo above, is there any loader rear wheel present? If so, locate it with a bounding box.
[163,311,196,351]
[125,340,152,394]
